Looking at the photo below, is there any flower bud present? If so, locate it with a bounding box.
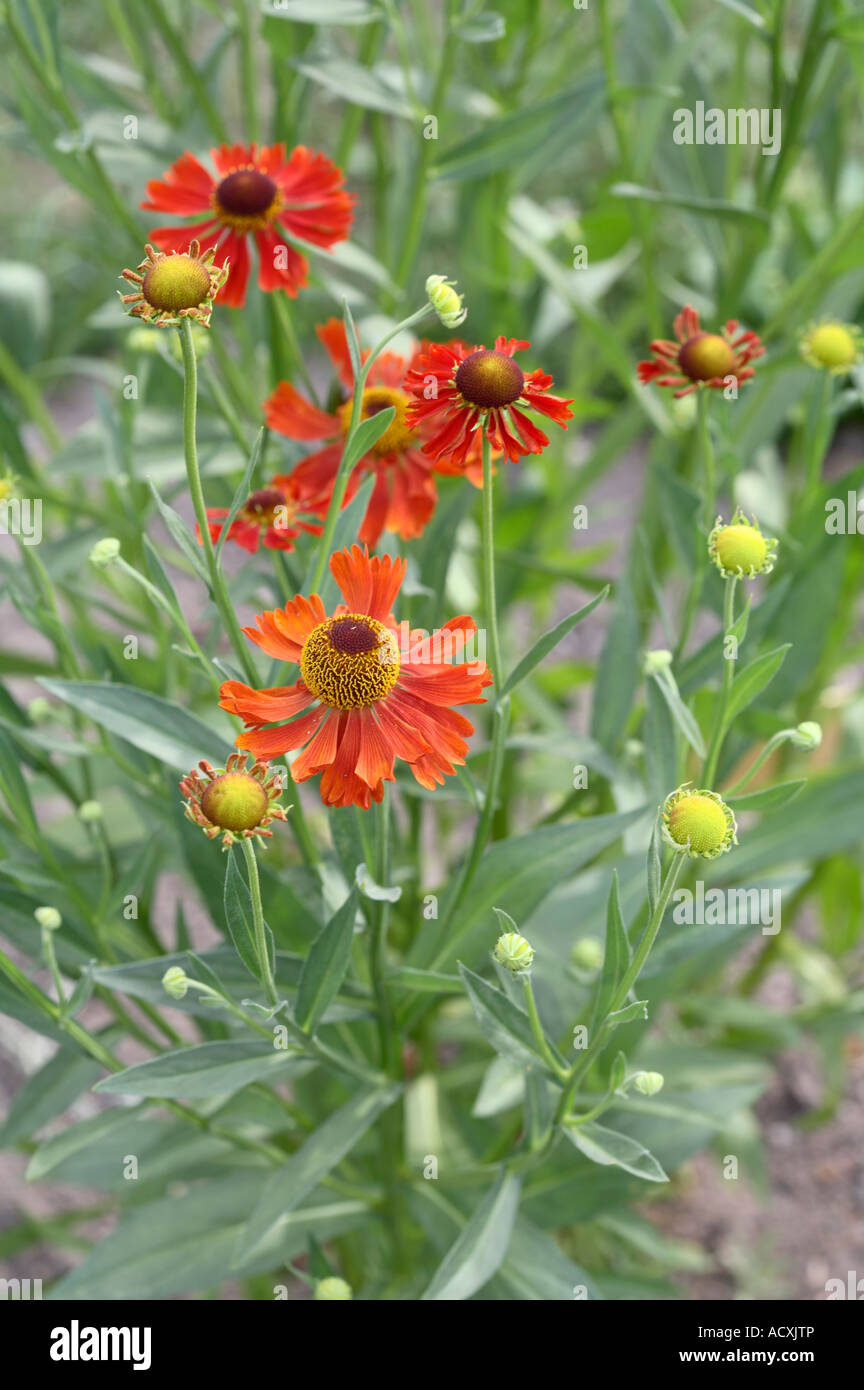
[34,906,62,931]
[180,754,287,848]
[790,721,822,750]
[708,509,777,580]
[162,966,189,1000]
[89,537,121,569]
[78,800,104,823]
[643,649,673,676]
[632,1071,664,1096]
[493,931,535,974]
[800,320,863,375]
[425,274,467,328]
[27,697,52,724]
[314,1276,353,1301]
[571,937,604,970]
[662,785,737,860]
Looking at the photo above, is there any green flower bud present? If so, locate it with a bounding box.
[493,931,535,974]
[27,697,52,724]
[425,274,467,328]
[162,966,189,1000]
[642,649,673,676]
[790,721,822,750]
[78,800,104,823]
[632,1071,664,1096]
[34,906,62,931]
[571,937,604,970]
[314,1276,353,1301]
[89,537,121,569]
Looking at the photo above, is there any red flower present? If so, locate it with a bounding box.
[202,477,322,555]
[142,144,353,308]
[404,337,573,469]
[219,544,492,809]
[637,305,765,397]
[265,320,454,547]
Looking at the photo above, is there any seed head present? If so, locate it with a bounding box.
[709,510,777,579]
[662,785,737,860]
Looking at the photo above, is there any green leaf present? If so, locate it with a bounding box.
[387,966,462,995]
[38,680,231,772]
[724,645,791,726]
[224,850,273,983]
[592,871,631,1025]
[435,77,604,182]
[294,888,358,1035]
[93,1041,302,1099]
[0,726,38,838]
[649,667,706,759]
[292,56,412,117]
[264,0,378,21]
[50,1175,366,1300]
[564,1121,668,1182]
[302,475,375,610]
[235,1084,400,1263]
[214,428,264,566]
[26,1107,136,1181]
[421,1170,521,1300]
[458,963,552,1073]
[727,780,806,812]
[591,576,640,752]
[0,1046,102,1147]
[500,588,608,696]
[147,478,210,584]
[612,182,769,224]
[646,815,662,916]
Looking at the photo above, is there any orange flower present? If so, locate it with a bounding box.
[219,545,492,809]
[637,305,764,397]
[265,320,469,546]
[202,477,322,554]
[142,144,353,307]
[404,337,573,468]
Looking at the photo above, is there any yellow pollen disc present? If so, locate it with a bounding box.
[142,255,212,312]
[300,614,400,709]
[338,387,415,456]
[200,772,268,832]
[678,332,736,382]
[667,795,728,854]
[714,524,767,574]
[806,324,857,369]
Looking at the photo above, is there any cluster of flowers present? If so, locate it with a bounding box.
[116,137,837,842]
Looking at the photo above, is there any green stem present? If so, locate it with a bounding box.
[701,576,738,787]
[240,838,279,1007]
[481,432,504,685]
[522,976,569,1083]
[804,371,834,494]
[178,320,258,686]
[307,304,432,593]
[697,387,716,532]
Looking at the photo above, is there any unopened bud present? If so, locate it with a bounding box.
[632,1071,664,1096]
[790,721,822,750]
[78,800,104,823]
[162,966,189,1000]
[571,937,604,970]
[89,537,121,568]
[425,274,467,328]
[34,906,62,931]
[493,931,535,974]
[314,1277,353,1301]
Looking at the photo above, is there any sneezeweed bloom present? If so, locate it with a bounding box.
[120,241,228,328]
[202,477,322,554]
[662,785,737,860]
[143,143,353,307]
[314,1277,353,1301]
[405,337,573,468]
[709,509,777,579]
[265,319,445,545]
[180,753,287,847]
[800,320,863,375]
[219,545,492,810]
[493,931,535,974]
[425,274,467,328]
[637,305,764,397]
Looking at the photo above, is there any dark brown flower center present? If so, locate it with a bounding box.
[243,487,286,524]
[216,169,278,218]
[329,616,379,655]
[455,349,525,409]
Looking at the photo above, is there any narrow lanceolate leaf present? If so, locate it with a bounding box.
[234,1084,400,1264]
[147,479,210,584]
[38,680,231,772]
[0,1046,102,1147]
[93,1041,301,1100]
[215,428,264,566]
[727,780,806,813]
[592,870,631,1027]
[646,815,662,916]
[421,1170,521,1300]
[724,644,791,726]
[224,850,265,982]
[0,726,38,837]
[295,888,359,1035]
[500,588,608,696]
[564,1121,668,1182]
[302,475,374,608]
[650,667,706,759]
[458,963,553,1074]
